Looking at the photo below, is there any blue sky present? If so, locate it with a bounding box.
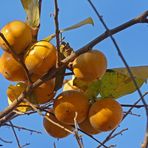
[0,0,148,148]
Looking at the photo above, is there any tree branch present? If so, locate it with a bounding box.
[3,123,41,134]
[9,121,21,148]
[54,0,60,66]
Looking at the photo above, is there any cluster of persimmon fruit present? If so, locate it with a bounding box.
[0,20,123,139]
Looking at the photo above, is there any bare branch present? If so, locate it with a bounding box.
[0,137,12,144]
[4,123,41,134]
[9,121,21,148]
[123,111,141,117]
[54,0,61,66]
[141,131,148,148]
[108,128,128,140]
[122,104,148,108]
[74,112,84,148]
[21,143,30,148]
[78,128,109,148]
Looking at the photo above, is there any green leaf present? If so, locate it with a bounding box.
[99,69,145,99]
[43,17,94,41]
[21,0,40,28]
[113,66,148,80]
[73,77,100,99]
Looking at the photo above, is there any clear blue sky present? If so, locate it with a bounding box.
[0,0,148,148]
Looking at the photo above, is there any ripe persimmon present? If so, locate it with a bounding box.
[24,41,56,76]
[32,79,55,104]
[54,90,89,125]
[7,79,55,105]
[0,20,32,54]
[43,110,73,138]
[73,50,107,81]
[0,52,27,81]
[79,116,101,135]
[7,83,31,113]
[89,98,123,131]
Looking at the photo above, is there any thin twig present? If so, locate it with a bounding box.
[4,123,41,134]
[74,112,84,148]
[78,128,109,148]
[0,137,12,144]
[108,128,128,140]
[123,92,148,120]
[53,0,67,91]
[54,142,56,148]
[21,143,30,148]
[122,104,148,108]
[141,132,148,148]
[123,111,141,117]
[54,0,61,66]
[9,121,21,148]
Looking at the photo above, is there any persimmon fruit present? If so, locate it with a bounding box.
[32,79,55,104]
[73,50,107,81]
[89,98,123,131]
[7,79,55,105]
[0,52,27,81]
[54,90,89,125]
[24,41,56,76]
[7,83,31,113]
[43,110,73,138]
[0,20,32,54]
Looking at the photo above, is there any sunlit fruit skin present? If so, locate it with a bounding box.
[73,50,107,81]
[79,116,101,135]
[0,20,32,54]
[89,98,123,132]
[0,52,27,81]
[24,41,56,76]
[54,90,89,125]
[43,111,73,138]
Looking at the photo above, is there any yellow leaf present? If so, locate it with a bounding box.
[21,0,40,27]
[113,66,148,80]
[43,17,94,41]
[99,70,145,99]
